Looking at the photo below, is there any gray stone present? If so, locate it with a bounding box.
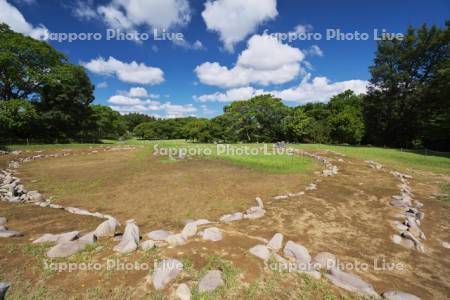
[167,234,187,247]
[141,240,155,250]
[273,195,289,200]
[78,232,97,245]
[0,217,6,226]
[0,282,10,300]
[243,207,266,219]
[152,259,183,290]
[94,218,119,237]
[181,222,197,239]
[442,241,450,249]
[249,245,271,261]
[47,241,86,258]
[382,290,421,300]
[255,197,264,208]
[26,191,45,203]
[324,268,378,297]
[175,283,191,300]
[283,240,311,263]
[0,229,23,238]
[147,230,173,241]
[267,233,283,251]
[198,270,224,293]
[33,231,80,244]
[220,212,243,222]
[188,219,210,226]
[202,227,222,242]
[113,220,139,254]
[311,252,337,270]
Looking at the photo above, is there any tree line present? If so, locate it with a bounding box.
[1,22,449,150]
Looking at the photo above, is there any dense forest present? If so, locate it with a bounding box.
[1,21,449,150]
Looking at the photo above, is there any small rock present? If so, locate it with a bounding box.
[267,233,283,251]
[198,270,224,293]
[283,240,311,263]
[181,222,197,240]
[175,283,191,300]
[382,290,421,300]
[391,235,403,244]
[0,217,6,226]
[141,240,155,250]
[273,195,288,200]
[311,252,337,270]
[113,220,139,254]
[94,218,119,237]
[220,212,243,223]
[167,234,187,247]
[188,219,210,226]
[147,230,173,241]
[324,268,378,298]
[441,241,450,249]
[152,259,183,290]
[249,245,271,261]
[255,197,264,208]
[201,227,222,241]
[0,282,10,299]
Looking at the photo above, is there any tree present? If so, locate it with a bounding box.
[122,113,156,132]
[0,99,39,141]
[365,21,450,149]
[38,64,95,140]
[91,105,127,140]
[282,107,311,142]
[0,23,65,101]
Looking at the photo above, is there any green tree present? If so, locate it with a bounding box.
[91,105,127,139]
[365,21,450,149]
[0,99,39,141]
[0,23,65,101]
[282,107,311,142]
[122,113,156,132]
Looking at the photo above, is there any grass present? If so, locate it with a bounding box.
[295,143,450,174]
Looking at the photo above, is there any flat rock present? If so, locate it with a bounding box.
[324,268,378,297]
[78,232,97,245]
[167,234,187,247]
[47,241,86,258]
[33,231,80,244]
[0,229,23,238]
[255,197,264,208]
[187,219,210,226]
[442,241,450,249]
[0,217,6,226]
[243,207,266,219]
[141,240,155,250]
[311,252,337,270]
[201,227,222,241]
[0,282,10,299]
[94,218,118,237]
[267,233,283,251]
[273,195,288,200]
[175,283,191,300]
[147,230,173,241]
[198,270,224,293]
[181,222,197,239]
[220,212,243,223]
[283,240,311,263]
[113,220,139,254]
[249,245,271,261]
[152,259,183,290]
[382,290,421,300]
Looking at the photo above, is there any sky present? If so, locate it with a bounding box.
[1,0,448,118]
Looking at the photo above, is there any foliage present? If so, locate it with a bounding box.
[91,105,127,139]
[0,99,39,140]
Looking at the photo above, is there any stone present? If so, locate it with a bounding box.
[0,282,10,300]
[198,270,224,293]
[33,231,80,244]
[311,252,337,270]
[0,217,6,226]
[175,283,191,300]
[382,290,421,300]
[249,245,271,261]
[94,218,119,237]
[273,195,288,200]
[442,241,450,249]
[255,197,264,208]
[152,259,183,290]
[220,212,243,222]
[243,207,266,219]
[391,235,403,244]
[167,234,187,247]
[202,227,222,242]
[324,268,378,298]
[26,191,45,203]
[141,240,155,250]
[187,219,210,226]
[78,232,97,245]
[0,229,23,238]
[181,222,197,239]
[113,220,139,254]
[47,241,87,258]
[147,230,173,241]
[267,233,283,251]
[283,240,311,263]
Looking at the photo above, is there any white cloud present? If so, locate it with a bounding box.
[0,0,48,39]
[202,0,277,52]
[193,74,368,104]
[195,34,304,88]
[84,56,164,85]
[120,87,159,98]
[98,0,190,31]
[96,81,109,89]
[305,45,323,57]
[293,24,313,35]
[73,0,97,21]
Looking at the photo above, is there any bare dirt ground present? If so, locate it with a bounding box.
[0,146,449,299]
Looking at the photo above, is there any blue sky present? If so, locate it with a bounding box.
[1,0,448,118]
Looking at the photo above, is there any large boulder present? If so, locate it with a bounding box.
[47,241,87,258]
[152,259,183,290]
[201,227,222,242]
[113,220,139,254]
[249,245,271,261]
[198,270,224,293]
[382,291,421,300]
[324,268,378,297]
[181,222,197,240]
[94,218,119,237]
[283,241,311,263]
[175,283,191,300]
[311,252,337,271]
[33,231,80,244]
[267,233,283,251]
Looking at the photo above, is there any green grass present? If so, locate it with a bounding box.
[295,144,450,174]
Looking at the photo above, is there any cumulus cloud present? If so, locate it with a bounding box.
[195,34,304,88]
[193,74,368,104]
[84,56,164,85]
[98,0,191,31]
[305,45,323,57]
[73,0,98,21]
[202,0,277,52]
[0,0,48,39]
[96,81,109,89]
[119,87,160,98]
